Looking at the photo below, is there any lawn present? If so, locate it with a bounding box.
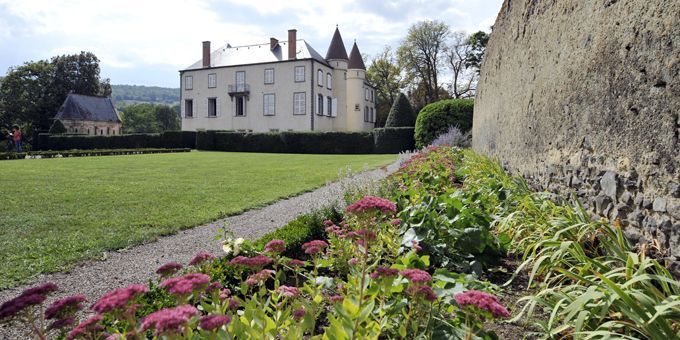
[0,151,395,289]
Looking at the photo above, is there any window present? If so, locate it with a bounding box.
[263,94,275,116]
[354,103,360,111]
[364,106,369,122]
[264,68,274,84]
[317,69,323,86]
[370,107,374,122]
[106,127,110,135]
[185,76,193,90]
[185,99,193,117]
[236,71,245,91]
[293,92,306,115]
[365,88,369,100]
[326,96,332,117]
[326,73,332,89]
[330,98,337,117]
[295,66,305,82]
[235,97,246,116]
[370,90,374,102]
[208,98,217,117]
[317,94,324,115]
[208,73,216,88]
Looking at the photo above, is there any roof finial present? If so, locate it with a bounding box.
[336,24,338,28]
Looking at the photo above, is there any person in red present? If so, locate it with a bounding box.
[11,126,22,153]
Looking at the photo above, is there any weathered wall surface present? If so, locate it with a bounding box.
[473,0,679,257]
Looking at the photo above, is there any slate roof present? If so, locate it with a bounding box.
[325,27,349,61]
[183,40,329,70]
[348,42,366,70]
[54,93,120,123]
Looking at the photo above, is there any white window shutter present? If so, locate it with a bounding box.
[331,98,337,117]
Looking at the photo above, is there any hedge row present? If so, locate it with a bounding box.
[198,128,414,154]
[0,148,191,160]
[35,128,414,154]
[35,131,197,151]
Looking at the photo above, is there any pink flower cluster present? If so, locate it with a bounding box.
[328,295,344,303]
[350,229,377,247]
[0,282,57,320]
[370,266,399,279]
[277,285,300,298]
[325,220,349,238]
[292,308,306,321]
[160,273,210,297]
[188,252,216,266]
[156,262,183,277]
[141,304,199,336]
[44,295,86,320]
[454,290,510,318]
[302,240,329,255]
[406,285,438,302]
[264,239,286,253]
[91,284,148,314]
[229,255,273,267]
[199,314,231,331]
[400,269,432,283]
[67,315,103,340]
[345,196,397,215]
[245,269,275,286]
[287,259,306,267]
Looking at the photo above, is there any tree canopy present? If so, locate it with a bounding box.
[120,103,180,133]
[367,46,406,128]
[384,93,416,127]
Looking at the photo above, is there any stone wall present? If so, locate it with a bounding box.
[473,0,679,257]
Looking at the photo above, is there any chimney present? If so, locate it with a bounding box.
[288,29,297,60]
[270,37,279,51]
[202,41,211,68]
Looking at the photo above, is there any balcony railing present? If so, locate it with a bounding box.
[228,84,250,96]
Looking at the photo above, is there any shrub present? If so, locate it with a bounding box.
[384,93,416,127]
[48,120,67,134]
[414,99,474,148]
[160,131,196,149]
[207,131,375,154]
[373,127,415,153]
[431,126,471,148]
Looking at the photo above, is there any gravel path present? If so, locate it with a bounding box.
[0,155,407,338]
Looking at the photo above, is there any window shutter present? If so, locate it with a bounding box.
[331,98,337,117]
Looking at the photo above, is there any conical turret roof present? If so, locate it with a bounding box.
[325,27,349,61]
[348,42,366,70]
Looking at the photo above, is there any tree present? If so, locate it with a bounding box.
[446,31,477,99]
[465,31,490,74]
[0,52,111,133]
[384,93,416,127]
[155,104,181,131]
[367,46,405,127]
[397,20,450,108]
[48,119,67,134]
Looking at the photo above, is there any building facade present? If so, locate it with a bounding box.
[180,28,376,132]
[54,93,122,135]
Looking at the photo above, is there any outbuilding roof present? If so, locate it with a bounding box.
[183,39,329,70]
[54,93,120,122]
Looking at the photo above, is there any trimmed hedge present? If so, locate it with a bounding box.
[0,148,190,160]
[414,99,474,148]
[373,127,416,154]
[384,93,416,127]
[37,131,197,151]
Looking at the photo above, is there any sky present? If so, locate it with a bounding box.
[0,0,504,88]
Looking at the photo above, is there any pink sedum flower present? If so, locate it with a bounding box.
[245,269,275,286]
[228,297,240,310]
[156,262,183,277]
[411,240,423,252]
[188,252,216,266]
[400,269,432,283]
[44,295,86,320]
[390,218,402,226]
[277,285,300,298]
[159,273,210,297]
[301,240,329,255]
[91,284,148,314]
[407,285,438,302]
[370,266,399,279]
[287,259,306,267]
[454,290,510,318]
[328,295,344,303]
[229,255,273,267]
[47,316,75,331]
[264,239,286,253]
[292,308,306,321]
[345,196,397,215]
[141,304,198,336]
[199,314,231,331]
[67,315,103,340]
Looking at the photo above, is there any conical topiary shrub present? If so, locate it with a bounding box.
[384,93,416,127]
[49,119,67,134]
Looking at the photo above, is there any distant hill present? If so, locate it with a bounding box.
[111,85,180,108]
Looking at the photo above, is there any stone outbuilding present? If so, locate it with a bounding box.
[54,93,122,135]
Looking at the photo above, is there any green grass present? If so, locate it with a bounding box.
[0,151,395,289]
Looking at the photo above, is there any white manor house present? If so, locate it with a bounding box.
[180,27,377,132]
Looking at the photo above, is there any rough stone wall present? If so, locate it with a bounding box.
[473,0,679,257]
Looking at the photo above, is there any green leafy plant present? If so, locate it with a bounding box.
[414,99,474,148]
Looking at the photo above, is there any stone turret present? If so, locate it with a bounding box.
[346,41,367,131]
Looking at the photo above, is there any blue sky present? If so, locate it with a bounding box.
[0,0,503,88]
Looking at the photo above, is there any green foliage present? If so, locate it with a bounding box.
[35,131,195,151]
[414,99,474,148]
[48,120,67,134]
[111,84,179,107]
[206,131,376,154]
[384,93,416,127]
[0,52,110,132]
[372,127,415,153]
[119,103,180,133]
[366,46,406,127]
[465,31,490,74]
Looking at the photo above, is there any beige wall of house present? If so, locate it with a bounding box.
[61,119,121,136]
[181,59,375,133]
